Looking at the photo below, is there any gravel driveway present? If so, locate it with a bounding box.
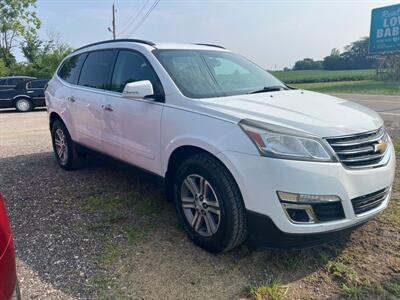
[1,109,399,299]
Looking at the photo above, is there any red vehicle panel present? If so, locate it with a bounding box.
[0,194,17,300]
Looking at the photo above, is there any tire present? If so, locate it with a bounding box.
[173,153,247,253]
[15,98,33,112]
[51,120,83,170]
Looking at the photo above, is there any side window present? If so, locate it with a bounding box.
[58,53,88,84]
[26,81,32,89]
[29,80,47,89]
[111,50,163,96]
[7,78,20,86]
[78,50,116,90]
[0,79,6,85]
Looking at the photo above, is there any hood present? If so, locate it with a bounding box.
[195,90,383,137]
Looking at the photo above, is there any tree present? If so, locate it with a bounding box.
[323,38,377,70]
[323,55,346,70]
[0,0,41,66]
[330,48,340,56]
[10,36,73,78]
[293,58,323,70]
[0,58,7,76]
[341,37,376,69]
[21,32,42,63]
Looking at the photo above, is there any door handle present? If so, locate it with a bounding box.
[101,104,114,112]
[67,96,76,102]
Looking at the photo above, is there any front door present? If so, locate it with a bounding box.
[102,49,165,174]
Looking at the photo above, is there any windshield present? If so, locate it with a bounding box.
[154,49,286,99]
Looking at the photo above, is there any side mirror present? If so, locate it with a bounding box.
[122,80,154,100]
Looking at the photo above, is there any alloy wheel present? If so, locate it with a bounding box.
[54,128,68,162]
[16,99,31,112]
[180,174,221,237]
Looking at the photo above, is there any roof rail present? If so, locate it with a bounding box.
[194,43,225,49]
[73,39,156,52]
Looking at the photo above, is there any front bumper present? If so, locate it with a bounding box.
[245,210,372,249]
[217,144,395,237]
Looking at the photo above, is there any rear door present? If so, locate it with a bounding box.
[26,80,48,107]
[103,49,165,174]
[75,50,117,152]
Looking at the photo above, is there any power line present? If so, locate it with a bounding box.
[118,0,151,37]
[127,0,161,37]
[117,1,143,34]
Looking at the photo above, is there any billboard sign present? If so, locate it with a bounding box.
[369,3,400,54]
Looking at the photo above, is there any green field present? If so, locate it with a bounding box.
[272,69,375,84]
[292,80,400,95]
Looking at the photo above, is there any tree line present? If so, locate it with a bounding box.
[292,37,399,80]
[293,37,376,71]
[0,0,72,79]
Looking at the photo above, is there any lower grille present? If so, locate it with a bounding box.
[351,188,389,215]
[326,128,388,169]
[313,202,345,221]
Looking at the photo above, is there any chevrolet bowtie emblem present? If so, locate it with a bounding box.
[374,140,387,154]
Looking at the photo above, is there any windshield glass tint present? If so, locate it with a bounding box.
[155,50,285,99]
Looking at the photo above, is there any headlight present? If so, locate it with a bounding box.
[239,119,336,162]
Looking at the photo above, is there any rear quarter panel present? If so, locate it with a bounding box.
[46,77,77,139]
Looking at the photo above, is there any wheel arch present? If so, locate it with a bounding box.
[12,95,32,106]
[164,145,241,203]
[49,111,64,130]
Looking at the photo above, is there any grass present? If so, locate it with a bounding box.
[291,80,400,95]
[326,261,359,285]
[96,242,123,267]
[385,282,400,298]
[272,69,375,84]
[85,193,128,221]
[250,278,288,300]
[84,192,162,221]
[123,222,155,243]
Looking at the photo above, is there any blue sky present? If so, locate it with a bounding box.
[30,0,400,69]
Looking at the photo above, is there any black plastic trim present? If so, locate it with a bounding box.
[246,210,370,250]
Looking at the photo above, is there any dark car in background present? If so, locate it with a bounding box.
[0,193,20,300]
[0,79,49,112]
[0,76,36,91]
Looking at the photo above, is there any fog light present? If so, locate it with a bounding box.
[277,191,342,224]
[281,203,316,223]
[277,191,340,204]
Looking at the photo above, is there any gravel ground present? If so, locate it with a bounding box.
[0,109,399,299]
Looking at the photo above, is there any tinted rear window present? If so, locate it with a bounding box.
[0,79,7,85]
[58,53,88,84]
[78,50,116,90]
[28,80,48,89]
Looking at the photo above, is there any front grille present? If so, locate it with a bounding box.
[351,188,389,215]
[313,202,345,221]
[326,128,387,168]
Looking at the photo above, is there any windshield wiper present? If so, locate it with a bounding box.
[247,86,289,94]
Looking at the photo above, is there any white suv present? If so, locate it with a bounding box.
[46,39,395,253]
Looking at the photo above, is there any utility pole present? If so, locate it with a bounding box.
[108,3,116,39]
[112,3,116,40]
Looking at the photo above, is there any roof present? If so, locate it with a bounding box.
[0,76,35,79]
[73,39,227,53]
